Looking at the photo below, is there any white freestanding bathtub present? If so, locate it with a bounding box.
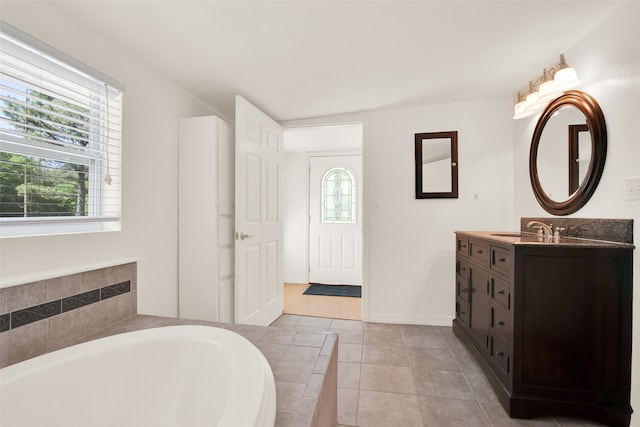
[0,325,276,427]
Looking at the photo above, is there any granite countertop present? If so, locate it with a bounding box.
[456,230,635,249]
[80,315,338,427]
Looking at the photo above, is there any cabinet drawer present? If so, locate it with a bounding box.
[491,306,510,340]
[457,238,469,258]
[491,276,510,310]
[491,246,512,276]
[469,240,489,265]
[490,334,510,377]
[456,298,468,326]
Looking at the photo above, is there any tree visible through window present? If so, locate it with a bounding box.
[321,167,355,223]
[0,23,123,237]
[1,91,91,217]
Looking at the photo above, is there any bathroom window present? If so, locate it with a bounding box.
[321,167,356,223]
[0,23,124,237]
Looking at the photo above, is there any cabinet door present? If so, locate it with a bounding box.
[456,258,470,303]
[456,257,470,327]
[469,265,490,351]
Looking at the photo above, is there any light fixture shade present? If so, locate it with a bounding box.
[525,89,538,103]
[513,101,534,119]
[524,99,547,115]
[512,55,580,120]
[553,66,581,91]
[537,79,563,103]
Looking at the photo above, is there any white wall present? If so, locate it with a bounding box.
[0,2,219,317]
[283,99,514,325]
[283,152,309,284]
[512,2,640,424]
[366,98,514,324]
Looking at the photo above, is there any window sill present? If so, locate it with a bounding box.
[0,217,120,238]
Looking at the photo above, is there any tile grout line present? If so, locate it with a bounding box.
[399,324,428,427]
[443,332,494,426]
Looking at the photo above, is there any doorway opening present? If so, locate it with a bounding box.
[282,123,363,320]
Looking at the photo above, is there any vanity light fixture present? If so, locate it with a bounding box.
[513,54,581,119]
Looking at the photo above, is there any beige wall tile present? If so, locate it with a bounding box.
[106,293,132,325]
[48,301,108,352]
[46,272,85,301]
[7,320,48,366]
[131,290,138,314]
[0,331,9,367]
[6,280,47,312]
[0,288,7,313]
[80,268,108,293]
[107,262,137,289]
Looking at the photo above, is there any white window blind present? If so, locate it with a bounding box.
[0,21,124,237]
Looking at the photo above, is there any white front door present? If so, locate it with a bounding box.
[234,96,284,325]
[309,155,363,285]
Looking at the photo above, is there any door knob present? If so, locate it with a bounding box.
[236,232,253,240]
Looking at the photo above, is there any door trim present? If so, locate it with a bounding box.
[282,114,370,321]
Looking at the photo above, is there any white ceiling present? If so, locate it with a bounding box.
[46,1,621,122]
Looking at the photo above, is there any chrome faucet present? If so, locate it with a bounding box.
[527,220,553,237]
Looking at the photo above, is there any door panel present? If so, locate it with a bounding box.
[309,155,363,285]
[235,96,284,325]
[342,236,356,268]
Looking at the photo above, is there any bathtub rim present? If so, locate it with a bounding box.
[0,324,276,427]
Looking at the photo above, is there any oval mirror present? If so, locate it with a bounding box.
[529,90,607,215]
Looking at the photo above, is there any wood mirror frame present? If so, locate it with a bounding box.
[529,90,607,215]
[415,131,458,199]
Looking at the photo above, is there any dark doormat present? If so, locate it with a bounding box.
[303,283,362,298]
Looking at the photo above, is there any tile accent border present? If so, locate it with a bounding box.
[0,262,137,368]
[6,281,130,330]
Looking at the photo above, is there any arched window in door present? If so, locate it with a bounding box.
[321,167,356,223]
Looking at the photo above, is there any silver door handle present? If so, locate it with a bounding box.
[236,232,253,240]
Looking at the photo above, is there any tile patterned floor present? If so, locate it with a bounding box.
[270,314,610,427]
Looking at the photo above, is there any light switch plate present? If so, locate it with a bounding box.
[626,176,640,201]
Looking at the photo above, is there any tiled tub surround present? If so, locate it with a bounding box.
[0,262,137,368]
[74,315,339,427]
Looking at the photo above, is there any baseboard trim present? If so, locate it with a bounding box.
[366,312,454,327]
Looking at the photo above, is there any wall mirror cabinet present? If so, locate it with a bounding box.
[529,90,607,215]
[415,131,458,199]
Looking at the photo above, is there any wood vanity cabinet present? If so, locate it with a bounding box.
[454,232,634,427]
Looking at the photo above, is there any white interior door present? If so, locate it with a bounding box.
[309,155,363,285]
[234,96,284,325]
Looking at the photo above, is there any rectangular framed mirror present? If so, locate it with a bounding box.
[415,131,458,199]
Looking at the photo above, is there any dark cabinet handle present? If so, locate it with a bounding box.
[460,311,466,315]
[499,257,506,262]
[498,321,505,326]
[460,244,467,249]
[498,290,505,295]
[477,250,483,254]
[497,351,504,357]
